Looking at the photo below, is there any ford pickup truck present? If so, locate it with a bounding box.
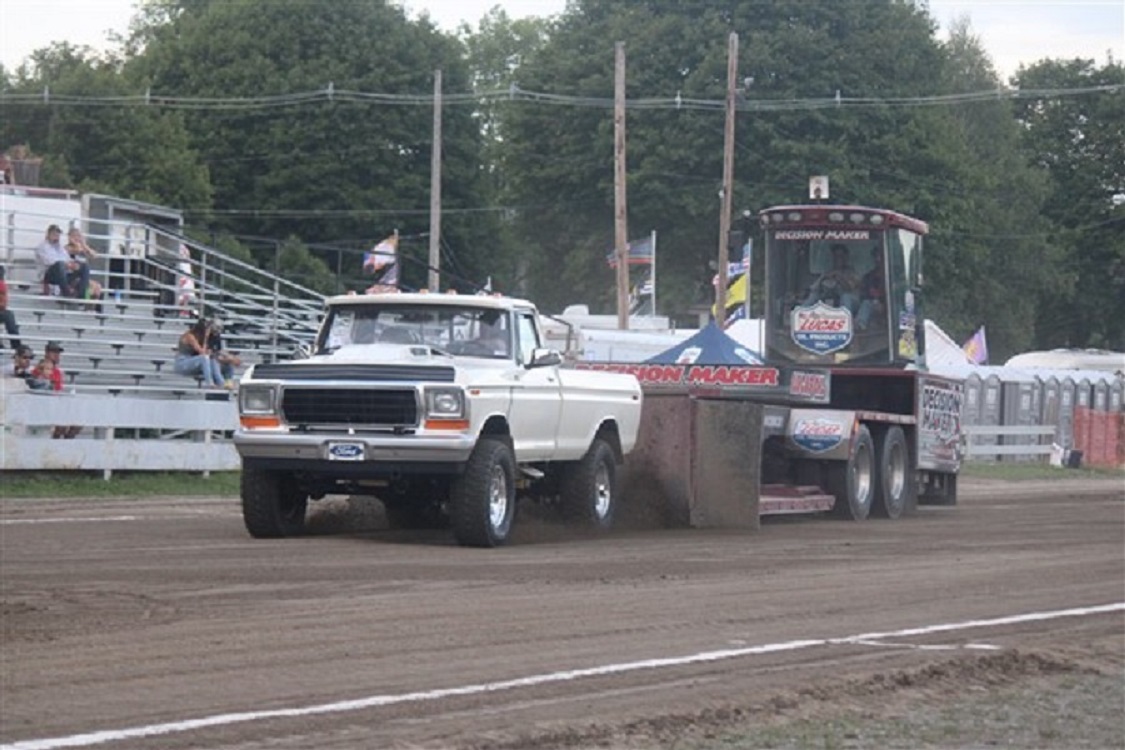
[234,292,643,547]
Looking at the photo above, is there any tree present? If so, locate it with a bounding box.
[1,44,212,210]
[132,0,500,289]
[1013,59,1125,350]
[495,0,977,319]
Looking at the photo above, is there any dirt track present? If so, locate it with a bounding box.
[1,477,1123,749]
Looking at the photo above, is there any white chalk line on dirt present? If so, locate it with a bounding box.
[4,601,1122,750]
[0,510,239,526]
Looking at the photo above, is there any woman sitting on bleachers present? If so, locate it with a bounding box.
[174,318,225,388]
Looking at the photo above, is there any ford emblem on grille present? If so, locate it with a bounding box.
[327,442,365,461]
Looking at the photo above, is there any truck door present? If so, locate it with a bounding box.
[508,310,563,460]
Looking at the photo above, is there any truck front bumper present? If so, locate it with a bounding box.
[234,430,476,470]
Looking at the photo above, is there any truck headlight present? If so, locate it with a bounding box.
[240,386,277,415]
[425,388,465,419]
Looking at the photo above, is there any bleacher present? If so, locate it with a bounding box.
[3,210,325,399]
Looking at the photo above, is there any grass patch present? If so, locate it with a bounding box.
[961,462,1123,481]
[0,471,241,498]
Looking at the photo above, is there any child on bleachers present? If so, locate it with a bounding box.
[0,265,22,351]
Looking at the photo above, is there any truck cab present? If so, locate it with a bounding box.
[762,205,927,368]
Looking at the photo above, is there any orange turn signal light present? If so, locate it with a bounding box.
[240,415,282,429]
[424,419,470,431]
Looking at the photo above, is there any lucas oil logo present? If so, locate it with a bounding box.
[792,418,846,453]
[792,302,853,355]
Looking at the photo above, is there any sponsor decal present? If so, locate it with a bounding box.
[774,230,871,241]
[791,302,853,355]
[576,363,780,388]
[919,382,962,463]
[789,371,829,401]
[792,418,846,453]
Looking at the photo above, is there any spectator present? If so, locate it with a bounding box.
[206,319,242,389]
[42,341,81,438]
[0,265,22,351]
[35,225,90,300]
[65,228,104,309]
[31,357,56,391]
[175,318,225,388]
[175,245,197,317]
[4,345,48,389]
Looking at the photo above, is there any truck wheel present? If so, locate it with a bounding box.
[451,437,516,547]
[828,424,874,521]
[241,467,308,538]
[873,426,916,519]
[560,438,617,531]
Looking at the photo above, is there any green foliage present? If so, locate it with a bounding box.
[2,0,1119,356]
[1013,59,1125,350]
[2,44,212,209]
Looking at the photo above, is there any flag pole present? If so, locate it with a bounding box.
[650,229,657,318]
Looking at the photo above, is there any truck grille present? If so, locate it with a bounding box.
[281,388,418,427]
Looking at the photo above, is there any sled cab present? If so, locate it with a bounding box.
[761,205,927,367]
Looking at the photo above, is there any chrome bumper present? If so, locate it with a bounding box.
[233,430,477,465]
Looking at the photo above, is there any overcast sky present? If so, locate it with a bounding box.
[1,0,1121,80]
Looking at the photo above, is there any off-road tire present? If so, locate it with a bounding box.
[828,424,874,521]
[559,438,617,531]
[872,425,916,519]
[450,437,516,547]
[241,467,308,538]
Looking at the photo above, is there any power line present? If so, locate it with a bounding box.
[1,82,1119,112]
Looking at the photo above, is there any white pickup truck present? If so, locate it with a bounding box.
[234,292,643,547]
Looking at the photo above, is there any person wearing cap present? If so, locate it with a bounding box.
[42,341,81,437]
[35,224,90,299]
[43,341,67,391]
[0,264,22,351]
[4,345,45,389]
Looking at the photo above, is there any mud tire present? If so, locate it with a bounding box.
[828,424,874,521]
[241,467,308,538]
[559,438,617,531]
[873,426,916,519]
[451,437,516,547]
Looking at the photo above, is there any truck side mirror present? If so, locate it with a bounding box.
[528,348,562,368]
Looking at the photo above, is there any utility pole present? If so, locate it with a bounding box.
[716,32,738,321]
[428,69,443,291]
[613,42,630,330]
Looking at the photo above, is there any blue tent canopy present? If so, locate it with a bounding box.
[645,322,764,365]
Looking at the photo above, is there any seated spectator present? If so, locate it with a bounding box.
[0,265,22,351]
[31,357,56,391]
[4,345,48,389]
[175,318,225,388]
[206,319,242,389]
[65,228,104,310]
[42,341,81,438]
[35,225,89,300]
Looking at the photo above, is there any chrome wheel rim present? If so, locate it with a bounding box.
[488,464,509,530]
[593,462,612,520]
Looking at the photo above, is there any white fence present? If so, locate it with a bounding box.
[962,424,1057,461]
[1,391,239,478]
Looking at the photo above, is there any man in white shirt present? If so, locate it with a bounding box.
[35,224,89,298]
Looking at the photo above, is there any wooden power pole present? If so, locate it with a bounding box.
[613,42,630,330]
[716,32,738,321]
[428,69,443,292]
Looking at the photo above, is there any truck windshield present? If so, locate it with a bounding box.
[766,232,891,363]
[317,304,512,359]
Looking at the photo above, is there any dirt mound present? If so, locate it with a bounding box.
[467,650,1103,750]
